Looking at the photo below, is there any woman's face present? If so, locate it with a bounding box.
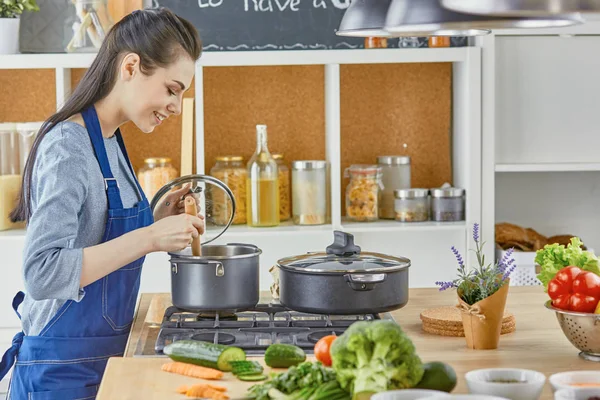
[120,53,195,133]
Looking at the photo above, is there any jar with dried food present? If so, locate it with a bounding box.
[16,122,42,175]
[291,160,328,225]
[377,155,411,219]
[272,154,291,222]
[345,164,382,222]
[394,188,429,222]
[431,187,465,222]
[137,157,178,202]
[209,156,247,225]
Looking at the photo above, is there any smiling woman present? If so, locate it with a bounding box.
[0,7,206,400]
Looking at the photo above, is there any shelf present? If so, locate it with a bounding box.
[340,219,466,233]
[0,48,472,69]
[495,163,600,172]
[0,229,26,239]
[205,220,333,238]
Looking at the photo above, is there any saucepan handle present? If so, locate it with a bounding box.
[344,273,386,291]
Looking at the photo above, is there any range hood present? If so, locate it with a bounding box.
[336,0,584,38]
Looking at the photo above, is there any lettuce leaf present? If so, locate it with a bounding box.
[536,237,599,290]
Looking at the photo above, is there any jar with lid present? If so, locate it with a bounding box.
[377,156,411,219]
[137,158,178,202]
[430,187,465,222]
[209,156,247,225]
[292,161,328,225]
[345,164,382,222]
[0,123,23,231]
[272,154,291,222]
[16,122,42,174]
[66,0,114,53]
[394,189,429,222]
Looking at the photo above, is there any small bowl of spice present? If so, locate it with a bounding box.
[554,387,600,400]
[550,371,600,392]
[465,368,546,400]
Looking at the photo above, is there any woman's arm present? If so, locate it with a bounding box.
[79,214,204,288]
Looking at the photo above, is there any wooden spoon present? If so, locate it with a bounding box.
[184,196,202,256]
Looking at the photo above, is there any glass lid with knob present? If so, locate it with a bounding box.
[150,174,236,246]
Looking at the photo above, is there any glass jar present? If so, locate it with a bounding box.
[137,157,178,202]
[210,156,247,225]
[365,37,388,48]
[16,122,42,174]
[66,0,114,53]
[292,161,328,225]
[428,36,451,48]
[394,189,429,222]
[430,187,466,222]
[377,156,411,219]
[0,123,19,176]
[246,125,279,227]
[345,164,382,222]
[272,154,291,222]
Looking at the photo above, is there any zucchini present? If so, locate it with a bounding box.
[239,374,268,382]
[163,340,246,372]
[264,344,306,368]
[228,360,264,376]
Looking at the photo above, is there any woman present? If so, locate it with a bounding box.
[0,8,204,399]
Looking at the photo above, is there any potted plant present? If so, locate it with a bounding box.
[436,223,517,350]
[0,0,39,54]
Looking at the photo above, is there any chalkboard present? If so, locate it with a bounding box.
[153,0,365,51]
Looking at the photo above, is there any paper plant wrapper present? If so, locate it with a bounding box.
[457,281,510,350]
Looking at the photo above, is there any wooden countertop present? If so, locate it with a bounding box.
[99,287,600,399]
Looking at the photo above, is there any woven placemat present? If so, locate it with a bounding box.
[420,306,516,337]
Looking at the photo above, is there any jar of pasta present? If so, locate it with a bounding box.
[137,157,178,202]
[292,160,328,225]
[345,164,382,222]
[377,155,411,219]
[210,155,247,225]
[272,154,291,222]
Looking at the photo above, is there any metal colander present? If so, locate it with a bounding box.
[545,300,600,362]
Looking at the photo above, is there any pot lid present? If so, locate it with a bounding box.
[277,231,410,274]
[150,174,236,246]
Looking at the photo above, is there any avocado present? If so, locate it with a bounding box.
[414,361,457,393]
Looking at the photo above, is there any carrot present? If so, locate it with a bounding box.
[184,384,229,399]
[176,385,189,394]
[161,361,223,380]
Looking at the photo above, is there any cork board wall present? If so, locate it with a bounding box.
[0,63,451,210]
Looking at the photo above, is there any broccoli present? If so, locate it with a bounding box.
[330,320,424,399]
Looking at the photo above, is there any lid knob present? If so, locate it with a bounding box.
[326,231,361,257]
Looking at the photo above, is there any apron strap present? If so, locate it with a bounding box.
[115,131,148,203]
[0,331,24,380]
[12,291,24,320]
[81,106,124,210]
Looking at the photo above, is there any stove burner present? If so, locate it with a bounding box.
[307,330,345,344]
[191,332,236,345]
[197,312,237,321]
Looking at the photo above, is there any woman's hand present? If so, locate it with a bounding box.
[152,184,202,222]
[146,213,205,253]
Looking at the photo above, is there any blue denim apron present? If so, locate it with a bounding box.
[0,105,153,399]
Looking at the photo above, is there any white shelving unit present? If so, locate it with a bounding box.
[496,163,600,172]
[0,47,482,328]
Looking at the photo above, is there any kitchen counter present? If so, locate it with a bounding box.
[98,287,599,399]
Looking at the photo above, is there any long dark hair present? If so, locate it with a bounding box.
[10,7,202,223]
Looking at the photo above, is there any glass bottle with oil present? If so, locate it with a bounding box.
[246,124,280,227]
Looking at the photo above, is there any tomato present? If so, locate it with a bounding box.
[314,335,337,366]
[548,266,600,313]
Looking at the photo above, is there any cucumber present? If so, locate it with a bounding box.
[163,340,246,372]
[264,344,306,368]
[228,360,264,376]
[238,374,268,381]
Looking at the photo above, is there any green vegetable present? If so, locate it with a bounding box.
[229,360,264,376]
[264,344,307,368]
[414,361,457,392]
[265,381,350,400]
[536,237,600,290]
[330,320,424,399]
[247,361,338,400]
[238,374,269,382]
[163,340,246,372]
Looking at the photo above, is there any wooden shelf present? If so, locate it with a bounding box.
[495,163,600,172]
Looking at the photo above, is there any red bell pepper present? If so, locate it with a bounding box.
[548,266,600,313]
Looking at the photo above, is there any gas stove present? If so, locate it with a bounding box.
[133,302,395,356]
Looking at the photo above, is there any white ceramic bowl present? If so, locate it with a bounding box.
[549,371,600,392]
[464,368,546,400]
[371,389,450,400]
[422,395,510,400]
[554,387,600,400]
